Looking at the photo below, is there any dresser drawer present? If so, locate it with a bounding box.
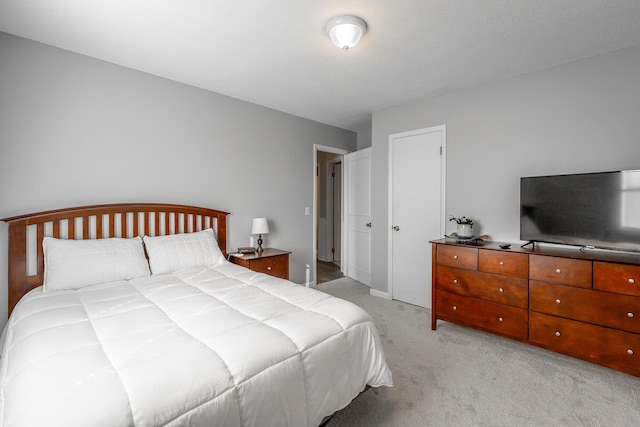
[594,262,640,297]
[530,312,640,376]
[249,256,288,278]
[529,281,640,334]
[436,290,528,340]
[529,255,592,288]
[436,245,477,270]
[479,250,528,278]
[437,266,528,308]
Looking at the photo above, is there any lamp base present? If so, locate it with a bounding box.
[257,235,264,252]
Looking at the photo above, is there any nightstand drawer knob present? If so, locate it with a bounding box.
[555,268,562,274]
[555,299,562,304]
[499,261,504,266]
[267,267,272,270]
[628,312,634,318]
[498,288,504,293]
[555,331,561,337]
[453,255,458,260]
[453,279,458,284]
[498,317,504,322]
[453,305,457,311]
[628,349,635,355]
[629,278,636,284]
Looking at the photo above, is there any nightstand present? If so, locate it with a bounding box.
[229,248,291,280]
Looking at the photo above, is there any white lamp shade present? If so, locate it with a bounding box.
[251,218,269,235]
[325,15,367,50]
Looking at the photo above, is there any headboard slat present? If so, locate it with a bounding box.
[36,223,44,279]
[133,213,139,238]
[164,213,170,236]
[53,220,60,238]
[122,212,128,238]
[154,213,160,236]
[97,214,103,239]
[2,203,230,315]
[82,216,90,239]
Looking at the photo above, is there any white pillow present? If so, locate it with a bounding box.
[43,236,150,292]
[143,228,225,275]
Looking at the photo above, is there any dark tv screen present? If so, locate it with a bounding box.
[520,170,640,252]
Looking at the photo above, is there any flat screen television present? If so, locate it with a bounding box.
[520,170,640,252]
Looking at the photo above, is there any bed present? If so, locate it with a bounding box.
[0,203,392,427]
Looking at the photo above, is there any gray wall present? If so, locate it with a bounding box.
[371,44,640,294]
[356,126,372,150]
[0,32,356,326]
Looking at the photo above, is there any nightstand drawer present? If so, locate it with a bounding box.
[249,257,287,278]
[229,248,291,280]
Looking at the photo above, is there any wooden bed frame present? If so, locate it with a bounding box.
[1,203,229,315]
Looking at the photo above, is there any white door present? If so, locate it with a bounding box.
[344,148,372,286]
[389,126,445,308]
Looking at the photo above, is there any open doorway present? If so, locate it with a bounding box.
[313,145,349,285]
[317,156,344,284]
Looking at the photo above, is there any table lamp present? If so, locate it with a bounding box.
[251,218,269,253]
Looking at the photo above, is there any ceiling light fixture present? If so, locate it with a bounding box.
[325,15,367,51]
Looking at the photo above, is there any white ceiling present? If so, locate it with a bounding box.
[2,1,640,133]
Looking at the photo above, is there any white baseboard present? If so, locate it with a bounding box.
[369,288,391,300]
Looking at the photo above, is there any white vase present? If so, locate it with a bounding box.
[457,224,474,238]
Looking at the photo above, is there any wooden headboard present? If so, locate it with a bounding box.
[1,203,229,315]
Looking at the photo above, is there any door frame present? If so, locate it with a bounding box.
[326,158,342,262]
[387,125,447,301]
[312,144,350,286]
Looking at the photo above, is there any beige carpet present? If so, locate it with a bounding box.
[316,277,640,427]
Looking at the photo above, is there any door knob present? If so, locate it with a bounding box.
[393,225,400,231]
[366,222,372,227]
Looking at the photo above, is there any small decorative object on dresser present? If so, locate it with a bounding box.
[449,215,474,238]
[230,248,291,279]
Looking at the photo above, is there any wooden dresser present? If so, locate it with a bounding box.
[229,248,291,280]
[431,239,640,376]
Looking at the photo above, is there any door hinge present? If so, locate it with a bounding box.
[331,247,335,253]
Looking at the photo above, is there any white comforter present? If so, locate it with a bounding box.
[0,262,392,427]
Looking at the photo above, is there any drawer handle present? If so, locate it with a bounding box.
[453,305,457,311]
[498,317,504,322]
[555,268,562,274]
[267,267,272,270]
[498,288,504,293]
[555,331,561,337]
[628,312,635,318]
[453,255,458,260]
[555,299,562,304]
[499,261,505,266]
[628,349,635,355]
[629,278,636,284]
[453,279,458,284]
